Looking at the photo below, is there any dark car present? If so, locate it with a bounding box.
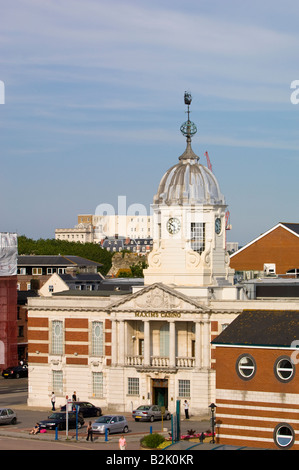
[39,411,84,431]
[132,405,171,422]
[2,365,28,379]
[60,401,102,418]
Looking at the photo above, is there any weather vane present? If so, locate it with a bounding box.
[180,91,197,139]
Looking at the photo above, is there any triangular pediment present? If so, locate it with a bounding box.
[109,283,209,312]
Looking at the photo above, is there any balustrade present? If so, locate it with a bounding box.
[125,355,195,368]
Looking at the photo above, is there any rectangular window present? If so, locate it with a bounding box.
[178,379,191,397]
[160,324,169,357]
[32,268,42,275]
[92,322,103,356]
[191,223,205,253]
[139,339,144,356]
[52,370,63,395]
[128,377,139,396]
[52,320,63,355]
[92,372,103,398]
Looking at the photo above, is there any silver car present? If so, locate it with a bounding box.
[132,405,171,422]
[91,415,129,435]
[0,408,17,425]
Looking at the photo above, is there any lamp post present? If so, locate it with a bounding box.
[209,403,217,444]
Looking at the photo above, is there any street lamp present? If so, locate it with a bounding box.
[209,403,217,444]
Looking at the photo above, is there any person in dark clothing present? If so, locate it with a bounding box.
[86,421,93,441]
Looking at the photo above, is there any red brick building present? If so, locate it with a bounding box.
[230,223,299,278]
[213,310,299,450]
[0,233,18,370]
[0,276,18,370]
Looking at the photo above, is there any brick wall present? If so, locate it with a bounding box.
[28,316,112,366]
[215,346,299,449]
[230,225,299,274]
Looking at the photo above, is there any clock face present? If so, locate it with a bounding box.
[167,217,181,234]
[215,217,221,235]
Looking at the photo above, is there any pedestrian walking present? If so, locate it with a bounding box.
[72,391,77,402]
[86,421,93,442]
[199,432,205,443]
[119,435,127,450]
[51,392,56,411]
[184,400,189,419]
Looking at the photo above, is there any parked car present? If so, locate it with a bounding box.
[60,401,102,418]
[2,365,28,379]
[91,415,129,435]
[39,411,84,431]
[0,408,17,425]
[132,405,171,422]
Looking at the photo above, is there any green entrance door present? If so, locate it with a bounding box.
[152,379,168,408]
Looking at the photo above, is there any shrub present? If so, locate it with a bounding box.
[141,433,165,449]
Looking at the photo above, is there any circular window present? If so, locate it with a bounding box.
[236,354,256,380]
[274,356,295,383]
[274,423,295,449]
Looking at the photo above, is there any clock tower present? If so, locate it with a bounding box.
[144,93,234,290]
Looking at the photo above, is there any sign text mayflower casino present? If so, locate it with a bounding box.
[135,312,181,318]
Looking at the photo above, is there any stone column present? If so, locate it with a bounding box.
[118,320,125,366]
[195,321,202,368]
[144,320,150,366]
[169,320,176,368]
[202,316,210,369]
[111,320,117,365]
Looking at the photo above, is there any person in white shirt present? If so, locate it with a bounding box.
[184,400,189,419]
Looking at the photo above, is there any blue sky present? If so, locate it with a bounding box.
[1,0,299,246]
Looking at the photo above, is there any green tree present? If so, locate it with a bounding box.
[17,235,113,276]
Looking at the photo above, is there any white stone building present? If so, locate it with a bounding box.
[27,95,299,416]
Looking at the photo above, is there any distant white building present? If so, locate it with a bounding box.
[55,215,152,244]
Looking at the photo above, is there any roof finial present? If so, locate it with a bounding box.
[179,91,199,161]
[180,91,197,142]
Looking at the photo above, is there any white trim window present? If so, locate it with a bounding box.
[92,372,103,398]
[52,370,63,395]
[32,268,42,275]
[236,354,256,380]
[52,321,63,355]
[92,322,103,356]
[190,222,205,253]
[128,377,139,396]
[178,379,191,397]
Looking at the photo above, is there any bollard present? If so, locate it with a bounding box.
[76,405,79,441]
[55,426,58,440]
[150,426,152,434]
[105,428,108,442]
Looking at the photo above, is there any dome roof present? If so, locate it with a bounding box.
[153,139,225,206]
